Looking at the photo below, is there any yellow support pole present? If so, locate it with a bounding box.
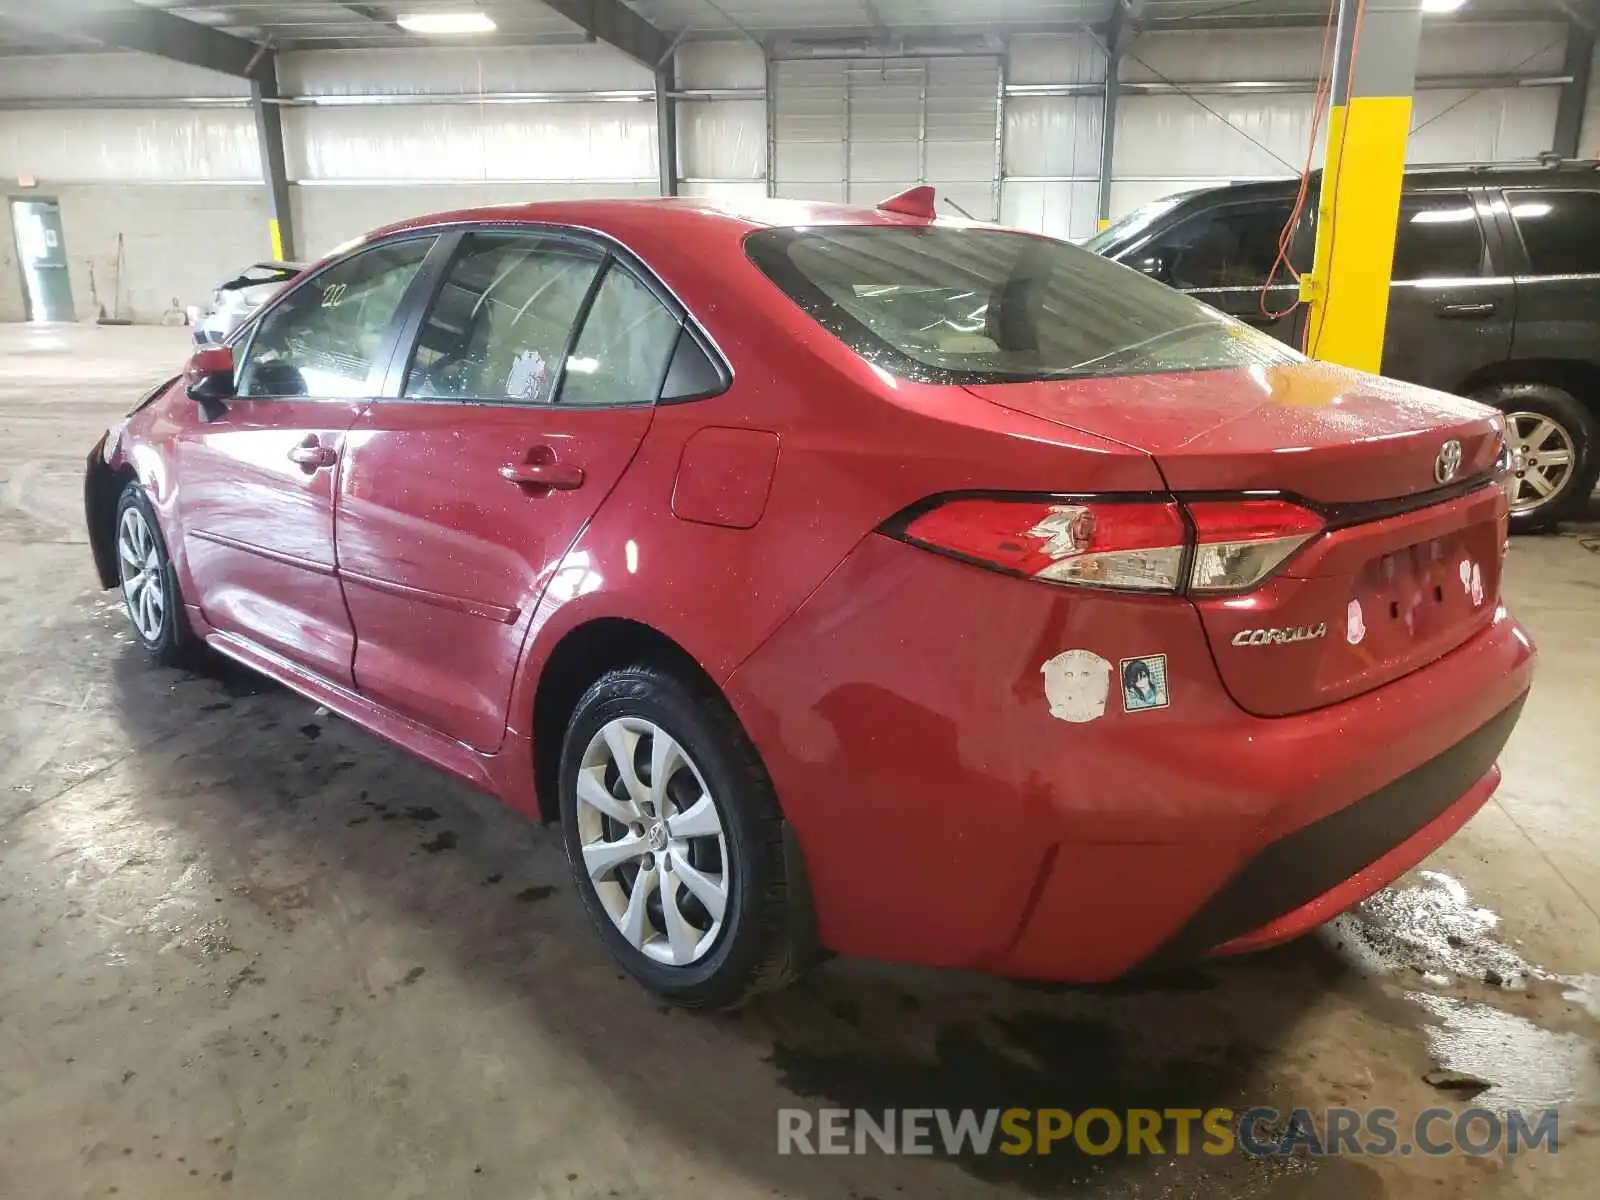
[1299,0,1423,373]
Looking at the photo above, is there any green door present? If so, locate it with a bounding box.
[11,200,75,322]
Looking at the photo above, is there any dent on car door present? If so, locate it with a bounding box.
[336,231,678,750]
[1376,189,1512,390]
[176,236,435,683]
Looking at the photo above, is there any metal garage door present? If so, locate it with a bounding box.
[773,56,1001,220]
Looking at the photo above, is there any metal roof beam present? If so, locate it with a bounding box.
[0,0,265,76]
[535,0,672,67]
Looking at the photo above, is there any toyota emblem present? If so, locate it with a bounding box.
[1435,439,1463,484]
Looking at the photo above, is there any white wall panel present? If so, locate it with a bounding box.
[1417,21,1567,75]
[676,41,765,90]
[1002,180,1100,241]
[1584,44,1600,157]
[679,180,769,203]
[679,100,765,182]
[1008,35,1105,85]
[775,56,999,218]
[1407,87,1561,162]
[284,103,657,183]
[280,44,651,95]
[0,110,260,183]
[925,56,1001,218]
[291,181,659,258]
[1125,30,1325,83]
[0,52,250,99]
[1005,96,1102,177]
[774,59,847,199]
[1114,94,1316,181]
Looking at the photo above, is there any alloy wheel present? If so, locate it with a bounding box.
[1506,410,1576,517]
[574,717,731,967]
[117,506,166,643]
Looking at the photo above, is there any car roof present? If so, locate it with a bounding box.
[365,195,946,246]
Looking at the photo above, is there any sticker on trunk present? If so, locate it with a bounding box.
[1041,650,1111,723]
[1120,655,1169,713]
[1347,599,1366,645]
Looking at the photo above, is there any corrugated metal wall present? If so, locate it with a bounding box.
[773,55,1002,218]
[0,24,1582,321]
[677,41,767,203]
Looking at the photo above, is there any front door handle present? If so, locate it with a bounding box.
[287,437,337,471]
[499,459,585,491]
[1437,301,1496,318]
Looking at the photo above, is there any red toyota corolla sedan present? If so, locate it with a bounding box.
[85,191,1535,1008]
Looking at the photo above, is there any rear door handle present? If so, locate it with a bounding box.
[499,460,585,491]
[1437,301,1496,318]
[287,437,337,471]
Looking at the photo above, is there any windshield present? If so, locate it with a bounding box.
[746,225,1302,385]
[1081,193,1192,254]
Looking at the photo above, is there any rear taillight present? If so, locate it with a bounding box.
[1186,498,1324,594]
[890,494,1323,595]
[900,497,1185,592]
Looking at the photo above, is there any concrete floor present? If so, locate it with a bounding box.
[2,323,1598,1200]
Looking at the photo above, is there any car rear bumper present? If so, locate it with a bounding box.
[1002,694,1522,978]
[725,533,1536,981]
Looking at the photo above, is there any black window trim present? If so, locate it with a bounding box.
[363,219,733,409]
[1497,185,1600,281]
[231,231,441,403]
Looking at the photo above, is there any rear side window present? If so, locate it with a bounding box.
[746,225,1302,385]
[1507,189,1600,276]
[557,264,682,407]
[404,233,604,402]
[1391,191,1485,280]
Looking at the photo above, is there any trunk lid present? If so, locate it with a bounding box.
[964,361,1502,504]
[966,362,1509,715]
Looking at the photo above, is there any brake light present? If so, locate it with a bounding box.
[890,494,1324,595]
[899,498,1186,593]
[1186,499,1324,594]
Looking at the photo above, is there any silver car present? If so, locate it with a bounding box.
[193,261,304,344]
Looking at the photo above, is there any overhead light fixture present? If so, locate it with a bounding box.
[396,11,497,34]
[1420,0,1467,12]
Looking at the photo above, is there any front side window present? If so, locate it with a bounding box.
[404,233,605,402]
[1390,191,1485,281]
[1137,202,1296,290]
[557,264,682,407]
[238,238,433,398]
[1507,189,1600,277]
[746,225,1302,385]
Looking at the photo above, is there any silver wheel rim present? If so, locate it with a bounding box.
[117,506,166,643]
[1506,411,1577,516]
[575,717,730,967]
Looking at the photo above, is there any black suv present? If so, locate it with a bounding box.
[1087,161,1600,532]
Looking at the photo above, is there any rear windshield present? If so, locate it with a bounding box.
[745,225,1302,385]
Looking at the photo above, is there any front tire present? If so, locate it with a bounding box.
[1473,382,1599,533]
[114,482,195,666]
[558,664,799,1009]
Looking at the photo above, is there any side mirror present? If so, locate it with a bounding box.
[1131,249,1173,283]
[185,345,236,419]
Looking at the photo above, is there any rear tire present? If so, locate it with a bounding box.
[113,482,196,666]
[558,664,802,1009]
[1473,382,1599,533]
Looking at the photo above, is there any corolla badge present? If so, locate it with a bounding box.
[1231,623,1327,647]
[1434,439,1463,484]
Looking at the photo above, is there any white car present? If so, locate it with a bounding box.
[193,261,304,344]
